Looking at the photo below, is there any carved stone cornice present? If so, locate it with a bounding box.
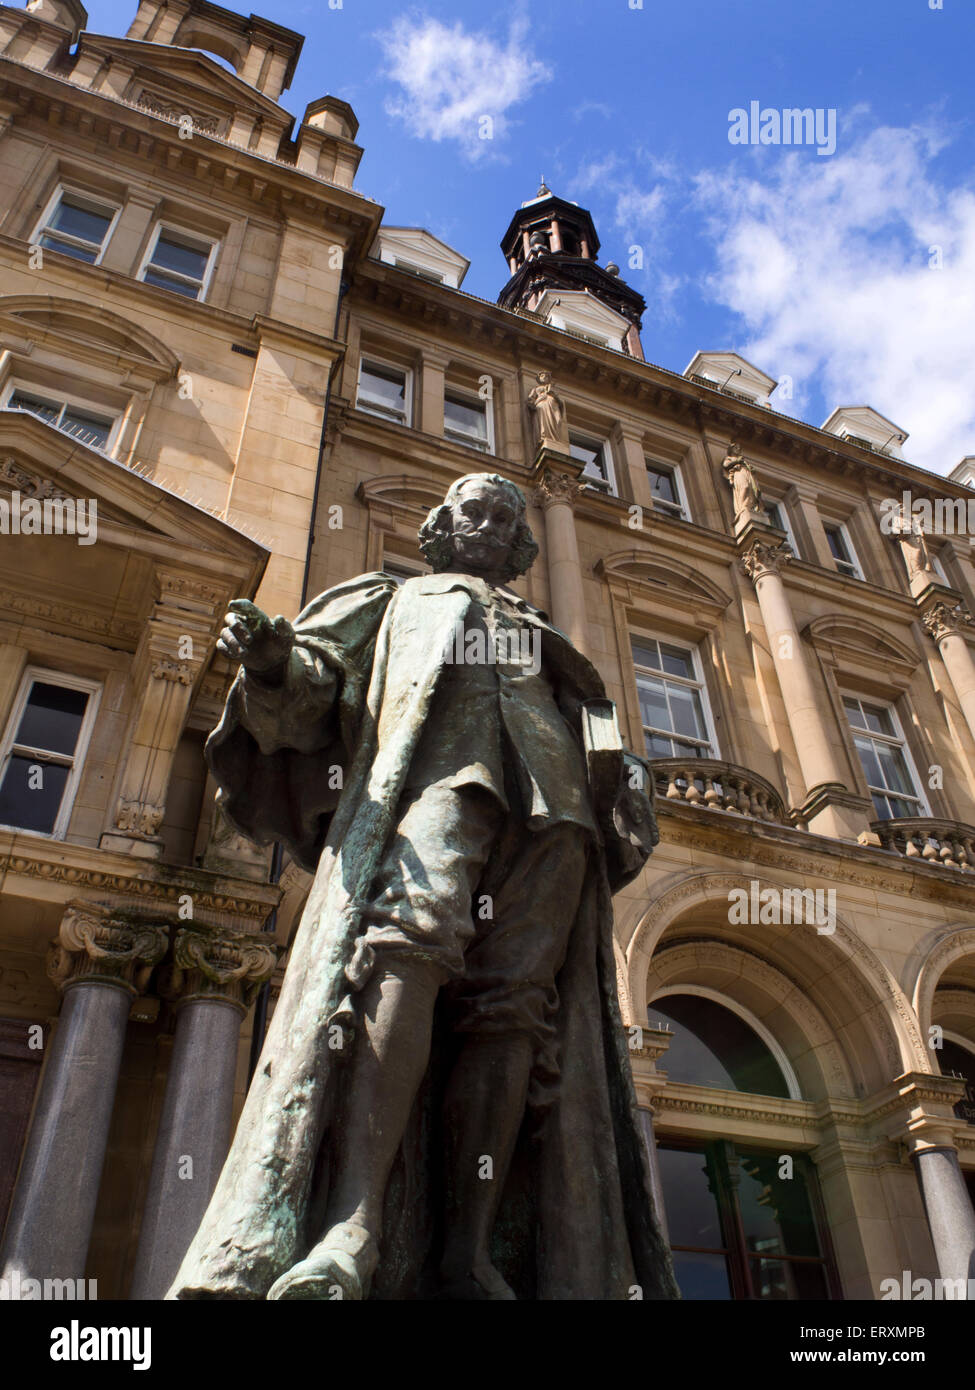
[922,600,975,644]
[162,926,278,1014]
[46,900,169,996]
[740,535,791,582]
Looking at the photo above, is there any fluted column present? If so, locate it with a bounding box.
[129,926,277,1300]
[531,450,590,658]
[0,902,168,1286]
[741,535,871,838]
[921,599,975,750]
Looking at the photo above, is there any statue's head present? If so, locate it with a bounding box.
[418,473,539,583]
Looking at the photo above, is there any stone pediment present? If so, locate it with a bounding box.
[77,36,291,128]
[0,296,179,384]
[356,474,446,522]
[0,419,267,649]
[596,549,732,607]
[804,614,919,677]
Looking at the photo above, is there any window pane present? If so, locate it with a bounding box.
[142,269,201,297]
[737,1151,822,1258]
[861,702,894,737]
[569,439,599,470]
[9,392,59,424]
[631,639,660,672]
[653,994,791,1097]
[750,1258,829,1300]
[672,1251,733,1300]
[444,394,487,440]
[853,735,884,789]
[669,685,707,741]
[875,743,914,795]
[824,526,848,562]
[49,197,112,245]
[0,755,69,833]
[646,731,675,758]
[60,409,111,448]
[359,365,405,415]
[636,675,670,731]
[151,233,209,280]
[647,466,678,507]
[40,233,98,264]
[17,682,88,756]
[658,643,694,679]
[657,1148,726,1248]
[843,698,865,730]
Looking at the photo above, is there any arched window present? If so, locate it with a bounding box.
[651,990,794,1098]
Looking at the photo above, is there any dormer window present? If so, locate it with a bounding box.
[684,352,776,408]
[32,187,119,265]
[371,228,469,289]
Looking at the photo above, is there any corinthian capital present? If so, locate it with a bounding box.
[740,537,790,583]
[47,900,169,995]
[532,468,586,510]
[164,925,278,1012]
[922,601,975,644]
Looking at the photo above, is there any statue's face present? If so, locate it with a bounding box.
[446,481,520,581]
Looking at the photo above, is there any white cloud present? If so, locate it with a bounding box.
[691,123,975,472]
[377,14,551,162]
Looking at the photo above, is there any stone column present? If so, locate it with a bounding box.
[739,530,873,834]
[0,902,167,1286]
[910,1146,975,1292]
[129,926,277,1300]
[921,599,975,749]
[741,534,872,839]
[531,449,590,658]
[628,1025,674,1250]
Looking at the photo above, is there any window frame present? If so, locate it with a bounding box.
[569,430,617,497]
[137,221,220,302]
[30,184,121,267]
[0,667,102,840]
[443,383,495,455]
[1,379,121,454]
[764,499,800,558]
[645,457,690,521]
[355,356,413,428]
[841,692,930,820]
[657,1136,841,1301]
[822,521,862,580]
[631,632,720,761]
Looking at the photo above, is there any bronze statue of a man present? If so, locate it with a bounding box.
[168,472,678,1302]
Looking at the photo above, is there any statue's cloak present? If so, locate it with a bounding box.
[168,572,679,1301]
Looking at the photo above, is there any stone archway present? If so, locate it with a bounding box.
[627,871,930,1093]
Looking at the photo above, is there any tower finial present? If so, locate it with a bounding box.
[537,176,550,197]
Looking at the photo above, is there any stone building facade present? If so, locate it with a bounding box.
[1,0,975,1301]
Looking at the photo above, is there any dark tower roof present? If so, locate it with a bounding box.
[497,186,646,353]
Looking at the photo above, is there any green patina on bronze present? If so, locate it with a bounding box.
[167,473,680,1301]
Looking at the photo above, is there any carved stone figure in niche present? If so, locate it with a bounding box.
[168,472,677,1303]
[526,370,570,453]
[722,441,764,519]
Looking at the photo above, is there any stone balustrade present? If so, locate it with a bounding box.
[870,818,975,872]
[651,758,788,825]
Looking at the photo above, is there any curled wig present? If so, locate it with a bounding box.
[417,473,539,582]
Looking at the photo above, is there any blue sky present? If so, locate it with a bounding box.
[85,0,975,474]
